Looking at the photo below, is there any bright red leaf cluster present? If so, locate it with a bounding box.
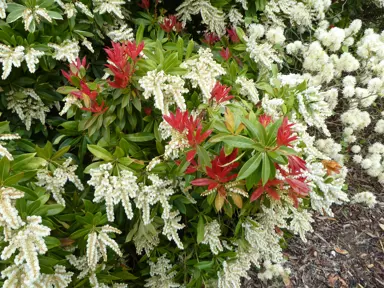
[219,47,231,61]
[227,27,240,43]
[138,0,150,9]
[62,57,88,85]
[277,117,298,147]
[163,109,212,161]
[202,32,220,46]
[210,82,233,104]
[191,148,239,194]
[104,41,144,89]
[160,15,183,33]
[71,82,107,114]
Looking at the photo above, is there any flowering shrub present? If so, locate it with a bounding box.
[0,0,382,287]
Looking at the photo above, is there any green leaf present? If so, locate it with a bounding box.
[237,153,262,180]
[261,153,270,186]
[51,146,70,160]
[57,86,78,94]
[185,40,194,59]
[0,157,10,181]
[6,9,25,23]
[197,215,204,244]
[4,172,24,186]
[47,10,63,20]
[125,132,155,142]
[87,144,114,161]
[194,260,214,270]
[136,24,145,43]
[242,117,266,144]
[70,228,90,239]
[84,161,105,174]
[210,134,255,149]
[45,237,61,249]
[196,146,211,169]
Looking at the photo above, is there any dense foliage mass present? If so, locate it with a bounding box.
[0,0,383,287]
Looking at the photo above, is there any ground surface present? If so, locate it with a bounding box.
[244,169,384,288]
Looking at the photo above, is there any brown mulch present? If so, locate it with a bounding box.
[244,169,384,288]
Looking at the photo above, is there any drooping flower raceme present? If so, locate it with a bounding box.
[139,70,188,115]
[37,158,84,206]
[180,48,226,102]
[144,255,180,288]
[88,163,139,222]
[201,220,223,255]
[1,216,50,283]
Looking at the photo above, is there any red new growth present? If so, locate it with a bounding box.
[138,0,150,9]
[163,109,212,161]
[210,82,234,104]
[227,27,240,43]
[251,179,283,202]
[71,82,108,114]
[219,47,231,61]
[202,32,220,46]
[104,41,144,89]
[288,155,307,174]
[160,15,183,33]
[259,114,273,127]
[62,57,88,85]
[191,148,239,194]
[277,117,298,147]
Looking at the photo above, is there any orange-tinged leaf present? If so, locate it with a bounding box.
[224,108,235,133]
[322,160,342,175]
[60,238,75,247]
[215,194,225,211]
[235,123,245,135]
[231,193,243,208]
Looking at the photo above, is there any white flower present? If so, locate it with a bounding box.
[0,187,25,230]
[235,76,259,104]
[37,158,84,206]
[257,260,290,282]
[181,48,226,102]
[1,216,50,283]
[0,44,25,79]
[107,24,134,42]
[352,191,377,208]
[81,38,94,53]
[93,0,126,19]
[88,163,139,222]
[266,26,285,45]
[351,145,361,154]
[227,8,244,26]
[0,0,6,19]
[86,225,122,270]
[75,2,94,18]
[133,221,160,256]
[202,220,223,255]
[162,210,185,249]
[144,255,180,288]
[6,89,51,131]
[135,174,175,224]
[176,0,226,36]
[139,70,188,115]
[289,209,314,243]
[24,48,44,73]
[49,40,80,63]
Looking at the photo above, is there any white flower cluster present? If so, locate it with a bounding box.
[0,133,20,161]
[133,221,160,256]
[351,191,377,208]
[180,48,226,102]
[245,24,282,69]
[257,261,290,282]
[107,24,134,42]
[86,225,122,270]
[305,162,349,216]
[48,39,80,63]
[0,44,26,79]
[201,220,223,255]
[0,0,6,19]
[355,142,384,180]
[1,216,50,284]
[93,0,126,19]
[159,120,190,160]
[88,163,139,222]
[162,210,185,249]
[1,263,73,288]
[22,6,53,32]
[0,187,25,231]
[315,138,343,163]
[176,0,226,36]
[144,255,180,288]
[235,76,259,104]
[289,208,314,242]
[139,70,188,115]
[297,86,332,136]
[37,158,84,206]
